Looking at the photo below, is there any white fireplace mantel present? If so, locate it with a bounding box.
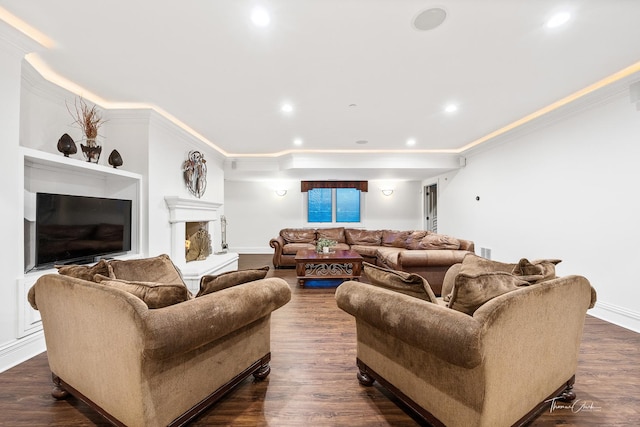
[164,196,223,223]
[164,196,238,293]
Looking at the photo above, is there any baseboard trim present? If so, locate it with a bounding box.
[233,247,273,254]
[0,331,46,373]
[590,301,640,333]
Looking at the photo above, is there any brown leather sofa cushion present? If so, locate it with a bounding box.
[382,230,410,247]
[405,231,428,249]
[316,227,346,243]
[345,229,382,245]
[107,254,186,287]
[280,228,316,243]
[419,233,461,250]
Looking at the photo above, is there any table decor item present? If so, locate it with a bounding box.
[56,133,77,157]
[108,149,123,168]
[316,238,337,254]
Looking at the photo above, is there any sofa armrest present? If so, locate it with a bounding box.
[336,281,483,368]
[143,277,291,359]
[270,236,286,267]
[397,249,470,267]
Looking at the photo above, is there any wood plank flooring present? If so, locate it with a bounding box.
[0,254,638,426]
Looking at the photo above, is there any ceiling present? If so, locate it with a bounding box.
[2,0,640,180]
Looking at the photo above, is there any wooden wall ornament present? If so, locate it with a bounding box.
[182,150,207,198]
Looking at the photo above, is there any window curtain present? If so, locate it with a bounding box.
[300,180,368,192]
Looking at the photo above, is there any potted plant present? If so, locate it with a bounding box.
[316,238,337,254]
[68,97,105,163]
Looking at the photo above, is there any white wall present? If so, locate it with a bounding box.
[437,89,640,332]
[0,23,46,371]
[147,114,226,257]
[224,179,423,253]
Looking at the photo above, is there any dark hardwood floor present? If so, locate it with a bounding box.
[1,254,638,426]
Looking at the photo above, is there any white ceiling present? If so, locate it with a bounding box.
[3,0,640,179]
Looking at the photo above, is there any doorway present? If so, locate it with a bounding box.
[424,183,437,232]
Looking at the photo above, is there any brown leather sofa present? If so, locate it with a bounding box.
[269,227,474,295]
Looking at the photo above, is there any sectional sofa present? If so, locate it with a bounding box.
[270,227,474,295]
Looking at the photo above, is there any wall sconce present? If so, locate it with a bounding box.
[275,189,287,197]
[381,189,394,196]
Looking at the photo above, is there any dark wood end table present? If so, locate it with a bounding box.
[294,249,363,287]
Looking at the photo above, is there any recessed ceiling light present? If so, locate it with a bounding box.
[406,138,416,146]
[293,138,303,146]
[546,12,570,28]
[251,7,270,27]
[281,103,293,113]
[444,104,458,113]
[413,8,447,31]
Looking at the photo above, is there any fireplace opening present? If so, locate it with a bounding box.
[185,221,212,262]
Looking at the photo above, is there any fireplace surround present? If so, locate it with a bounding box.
[164,196,238,293]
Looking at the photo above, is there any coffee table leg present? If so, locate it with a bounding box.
[298,278,305,287]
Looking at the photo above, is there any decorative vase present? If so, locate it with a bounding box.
[108,149,123,168]
[57,133,77,157]
[81,138,102,163]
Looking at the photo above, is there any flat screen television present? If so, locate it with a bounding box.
[35,193,132,268]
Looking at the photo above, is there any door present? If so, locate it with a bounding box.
[424,183,437,232]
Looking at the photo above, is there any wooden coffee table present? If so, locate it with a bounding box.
[295,249,363,287]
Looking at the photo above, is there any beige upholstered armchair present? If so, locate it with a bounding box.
[336,256,597,426]
[28,255,291,427]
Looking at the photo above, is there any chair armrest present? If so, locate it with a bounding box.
[336,281,483,368]
[143,277,291,359]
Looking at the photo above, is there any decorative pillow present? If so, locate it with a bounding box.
[94,275,191,309]
[196,266,270,297]
[280,228,316,243]
[448,272,529,315]
[418,233,461,250]
[405,231,428,249]
[459,253,514,273]
[363,262,437,303]
[381,230,410,248]
[107,254,185,287]
[316,227,346,243]
[512,258,561,283]
[441,263,462,302]
[345,229,382,246]
[55,259,110,282]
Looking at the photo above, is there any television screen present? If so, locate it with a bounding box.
[35,193,132,267]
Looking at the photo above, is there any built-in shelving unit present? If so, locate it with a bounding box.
[19,147,143,337]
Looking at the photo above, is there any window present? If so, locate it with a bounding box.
[307,188,361,223]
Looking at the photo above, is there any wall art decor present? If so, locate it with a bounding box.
[182,150,207,198]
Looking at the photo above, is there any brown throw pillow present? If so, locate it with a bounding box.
[196,266,270,297]
[56,259,110,282]
[448,272,529,315]
[94,275,191,309]
[512,258,561,283]
[107,254,185,287]
[363,262,437,303]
